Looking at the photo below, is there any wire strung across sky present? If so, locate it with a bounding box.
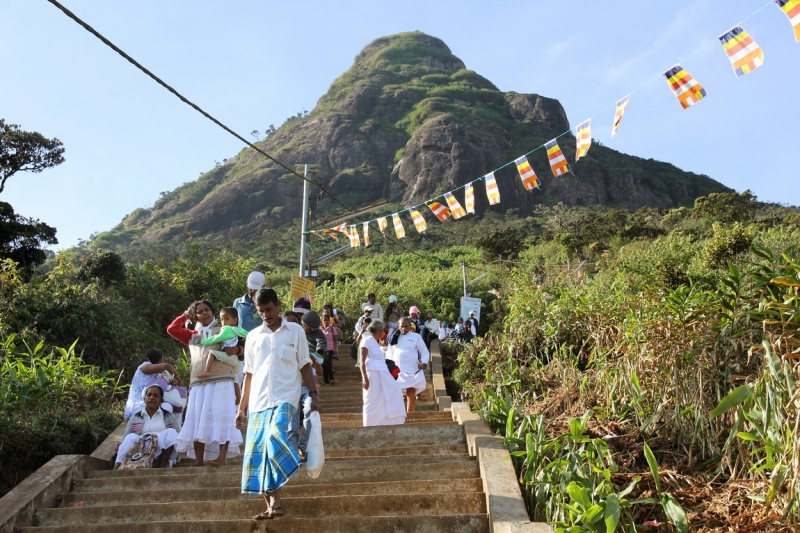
[44,0,446,266]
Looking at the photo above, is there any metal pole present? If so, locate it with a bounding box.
[299,164,310,277]
[462,261,467,298]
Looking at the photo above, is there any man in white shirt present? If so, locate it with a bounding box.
[237,288,321,520]
[387,317,430,412]
[361,293,383,323]
[423,311,439,349]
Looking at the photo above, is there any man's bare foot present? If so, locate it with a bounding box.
[208,459,226,467]
[197,370,211,379]
[192,461,204,467]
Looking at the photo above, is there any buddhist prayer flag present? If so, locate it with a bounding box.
[377,216,388,234]
[391,213,405,239]
[575,119,591,162]
[719,26,764,77]
[311,231,324,239]
[775,0,800,42]
[465,183,476,214]
[545,139,570,177]
[335,223,348,233]
[410,209,427,233]
[444,192,467,219]
[348,225,360,248]
[514,155,539,190]
[611,95,630,137]
[664,65,707,108]
[428,201,451,222]
[363,222,370,247]
[485,172,501,205]
[322,229,337,240]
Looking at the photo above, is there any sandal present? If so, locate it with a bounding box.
[253,506,285,520]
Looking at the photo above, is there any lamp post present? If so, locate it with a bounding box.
[299,164,310,277]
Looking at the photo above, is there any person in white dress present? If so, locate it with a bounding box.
[387,317,430,412]
[360,321,406,426]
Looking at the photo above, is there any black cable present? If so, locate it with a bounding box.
[45,0,443,266]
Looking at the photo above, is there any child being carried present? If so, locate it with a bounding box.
[195,306,247,379]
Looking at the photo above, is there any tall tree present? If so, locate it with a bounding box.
[0,119,65,194]
[0,119,64,268]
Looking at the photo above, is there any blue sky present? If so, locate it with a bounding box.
[1,0,798,248]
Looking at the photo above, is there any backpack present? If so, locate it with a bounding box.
[118,434,159,470]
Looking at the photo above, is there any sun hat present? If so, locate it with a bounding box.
[364,305,373,312]
[409,306,420,315]
[246,271,265,290]
[389,295,397,303]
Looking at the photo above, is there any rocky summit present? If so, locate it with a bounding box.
[99,31,730,247]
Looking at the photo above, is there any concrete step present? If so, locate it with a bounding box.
[22,514,489,533]
[59,478,484,507]
[320,412,452,422]
[87,455,473,479]
[72,460,480,492]
[35,492,487,526]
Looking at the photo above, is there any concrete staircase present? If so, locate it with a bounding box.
[14,344,492,533]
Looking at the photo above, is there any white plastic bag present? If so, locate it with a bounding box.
[304,397,324,478]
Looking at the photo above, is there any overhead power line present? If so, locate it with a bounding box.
[45,0,443,266]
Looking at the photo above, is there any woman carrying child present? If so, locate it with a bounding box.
[167,299,243,466]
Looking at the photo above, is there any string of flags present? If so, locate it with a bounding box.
[310,1,799,247]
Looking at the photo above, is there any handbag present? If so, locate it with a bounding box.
[118,434,159,470]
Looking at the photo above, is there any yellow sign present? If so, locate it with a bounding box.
[290,275,315,302]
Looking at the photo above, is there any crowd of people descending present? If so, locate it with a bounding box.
[119,275,480,519]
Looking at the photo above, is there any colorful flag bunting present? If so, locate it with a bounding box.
[664,65,707,109]
[363,221,370,247]
[410,209,427,233]
[391,213,405,239]
[719,26,764,77]
[322,229,337,241]
[444,192,467,219]
[311,231,324,239]
[611,95,630,137]
[348,225,360,248]
[335,223,348,233]
[465,183,476,214]
[514,155,539,190]
[575,119,591,162]
[428,201,451,222]
[775,0,800,42]
[377,216,388,234]
[545,139,570,177]
[485,172,501,205]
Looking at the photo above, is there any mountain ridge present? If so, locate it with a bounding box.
[91,31,732,252]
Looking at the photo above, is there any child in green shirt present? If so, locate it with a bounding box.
[196,307,247,379]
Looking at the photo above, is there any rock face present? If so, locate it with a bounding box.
[97,31,731,247]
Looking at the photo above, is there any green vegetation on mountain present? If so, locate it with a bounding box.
[88,31,731,262]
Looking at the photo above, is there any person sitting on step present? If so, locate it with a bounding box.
[115,384,181,469]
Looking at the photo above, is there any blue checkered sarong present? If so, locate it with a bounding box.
[241,403,301,494]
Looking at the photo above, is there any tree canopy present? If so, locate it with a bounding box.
[0,119,64,268]
[0,119,65,194]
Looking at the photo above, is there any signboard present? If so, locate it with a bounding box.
[291,274,315,302]
[460,296,481,323]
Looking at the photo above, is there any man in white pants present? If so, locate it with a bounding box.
[387,317,430,412]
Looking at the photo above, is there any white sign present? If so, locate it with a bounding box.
[460,297,481,323]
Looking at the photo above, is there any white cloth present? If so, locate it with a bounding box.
[387,331,430,374]
[362,301,384,323]
[438,326,448,341]
[387,331,429,395]
[195,318,218,339]
[243,319,311,412]
[139,407,165,435]
[177,380,242,461]
[361,336,406,427]
[124,362,151,419]
[115,428,180,467]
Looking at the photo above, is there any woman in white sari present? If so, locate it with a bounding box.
[360,321,406,427]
